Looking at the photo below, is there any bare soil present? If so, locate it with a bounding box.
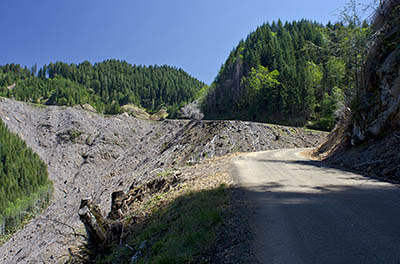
[318,129,400,183]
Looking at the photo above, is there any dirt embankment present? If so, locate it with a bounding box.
[0,98,326,263]
[316,131,400,183]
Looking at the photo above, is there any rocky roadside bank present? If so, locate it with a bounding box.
[316,129,400,183]
[314,1,400,184]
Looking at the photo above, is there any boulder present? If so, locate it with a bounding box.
[150,109,169,121]
[179,100,204,120]
[81,104,97,113]
[121,105,151,120]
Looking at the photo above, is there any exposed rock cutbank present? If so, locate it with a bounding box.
[317,1,400,181]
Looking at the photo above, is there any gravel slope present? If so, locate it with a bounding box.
[0,98,327,263]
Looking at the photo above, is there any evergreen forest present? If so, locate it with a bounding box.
[0,60,206,117]
[201,19,370,130]
[0,119,52,236]
[0,19,370,130]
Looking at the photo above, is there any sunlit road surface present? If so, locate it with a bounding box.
[233,148,400,264]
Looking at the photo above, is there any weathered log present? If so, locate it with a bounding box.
[78,197,108,245]
[79,175,183,246]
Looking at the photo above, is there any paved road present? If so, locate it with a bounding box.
[232,148,400,264]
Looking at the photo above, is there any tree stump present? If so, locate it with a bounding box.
[78,197,108,245]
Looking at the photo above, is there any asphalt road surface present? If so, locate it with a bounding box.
[232,148,400,264]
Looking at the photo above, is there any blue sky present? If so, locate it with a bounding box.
[0,0,372,84]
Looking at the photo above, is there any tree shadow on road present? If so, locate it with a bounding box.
[254,157,395,184]
[238,172,400,264]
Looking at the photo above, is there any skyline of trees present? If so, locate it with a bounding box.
[0,60,206,117]
[0,18,370,130]
[201,19,370,130]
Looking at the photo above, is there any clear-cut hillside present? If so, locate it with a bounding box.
[0,98,326,263]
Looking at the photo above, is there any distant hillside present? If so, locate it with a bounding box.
[0,60,206,117]
[202,20,370,130]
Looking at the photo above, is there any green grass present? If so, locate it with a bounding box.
[96,184,229,264]
[85,134,92,145]
[304,127,330,133]
[231,145,241,153]
[0,232,14,246]
[57,129,83,143]
[27,102,48,108]
[156,170,175,178]
[152,132,162,140]
[69,130,83,142]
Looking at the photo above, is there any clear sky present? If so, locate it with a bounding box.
[0,0,371,84]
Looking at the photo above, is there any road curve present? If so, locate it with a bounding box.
[232,148,400,264]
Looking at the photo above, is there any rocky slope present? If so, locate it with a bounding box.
[350,0,400,144]
[316,0,400,180]
[0,98,327,263]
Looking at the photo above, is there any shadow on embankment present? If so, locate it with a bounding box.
[69,182,256,264]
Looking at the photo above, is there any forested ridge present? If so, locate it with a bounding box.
[202,19,370,130]
[0,119,52,236]
[0,21,369,129]
[0,60,206,117]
